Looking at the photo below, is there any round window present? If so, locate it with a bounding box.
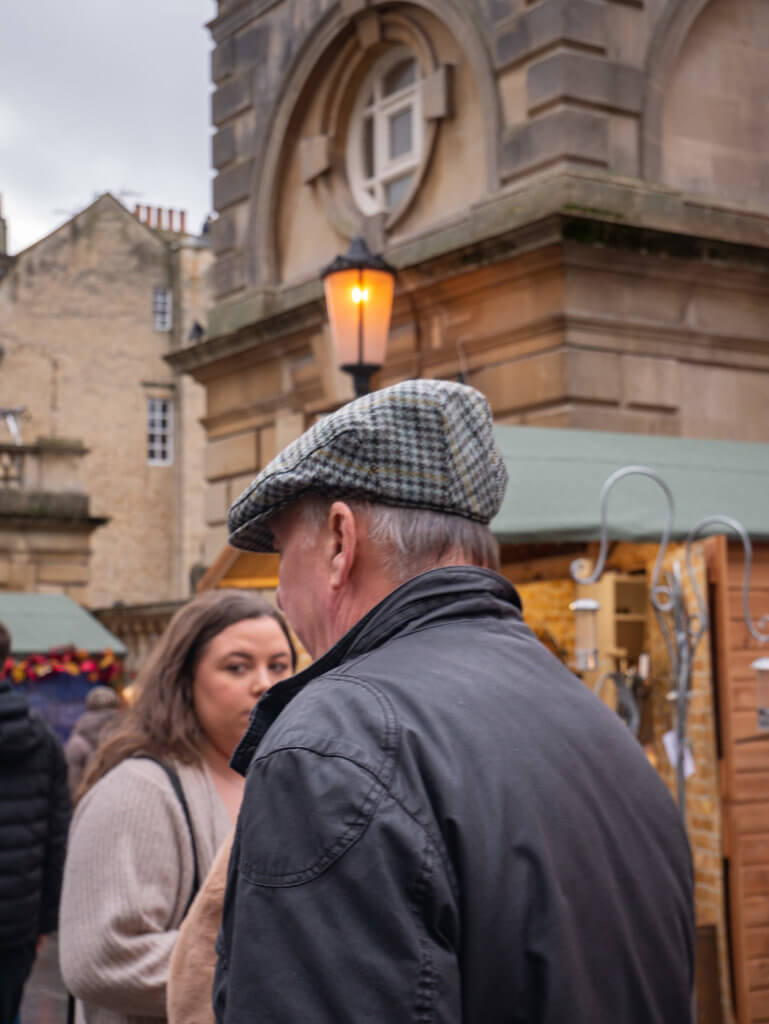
[346,48,424,216]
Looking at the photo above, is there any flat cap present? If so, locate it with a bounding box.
[227,378,508,552]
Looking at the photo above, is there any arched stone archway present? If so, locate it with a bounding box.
[641,0,713,181]
[642,0,769,212]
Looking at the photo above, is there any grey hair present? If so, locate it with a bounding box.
[296,495,500,583]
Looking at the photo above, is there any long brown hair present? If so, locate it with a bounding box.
[77,589,296,803]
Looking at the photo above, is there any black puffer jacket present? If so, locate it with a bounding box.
[0,680,71,949]
[215,567,694,1024]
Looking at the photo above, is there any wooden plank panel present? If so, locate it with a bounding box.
[746,930,769,959]
[744,866,769,896]
[733,803,769,835]
[706,536,747,1020]
[733,710,767,740]
[748,959,769,991]
[709,539,769,1023]
[727,650,769,679]
[736,744,769,773]
[748,987,769,1021]
[744,836,769,865]
[730,588,769,622]
[734,681,761,712]
[746,896,769,928]
[728,554,769,589]
[731,772,769,803]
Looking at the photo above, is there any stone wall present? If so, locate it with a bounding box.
[206,0,769,321]
[661,0,769,211]
[0,196,212,607]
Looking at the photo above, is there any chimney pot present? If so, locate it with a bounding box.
[180,211,186,234]
[156,207,164,229]
[134,203,141,218]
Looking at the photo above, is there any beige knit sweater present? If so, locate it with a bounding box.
[59,757,232,1024]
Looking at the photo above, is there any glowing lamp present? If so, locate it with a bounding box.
[322,237,395,397]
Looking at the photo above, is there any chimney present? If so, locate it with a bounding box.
[179,211,186,234]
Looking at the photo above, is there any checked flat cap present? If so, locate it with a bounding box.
[227,378,508,552]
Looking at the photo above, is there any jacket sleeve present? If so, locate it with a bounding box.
[59,760,196,1016]
[214,745,461,1024]
[64,734,89,798]
[39,729,72,936]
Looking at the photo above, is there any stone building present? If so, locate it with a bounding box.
[165,1,769,1020]
[169,0,769,564]
[0,194,213,607]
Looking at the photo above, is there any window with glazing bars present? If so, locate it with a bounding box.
[147,397,173,465]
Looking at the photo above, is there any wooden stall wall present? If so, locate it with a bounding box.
[707,537,769,1024]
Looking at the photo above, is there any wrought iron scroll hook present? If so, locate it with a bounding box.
[686,515,769,647]
[570,465,675,597]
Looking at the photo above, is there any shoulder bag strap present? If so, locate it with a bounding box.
[135,756,201,915]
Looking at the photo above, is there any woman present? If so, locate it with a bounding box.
[59,589,296,1024]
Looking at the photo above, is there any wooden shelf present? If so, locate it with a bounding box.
[580,572,648,694]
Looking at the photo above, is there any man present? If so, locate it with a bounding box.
[0,622,71,1024]
[215,379,693,1023]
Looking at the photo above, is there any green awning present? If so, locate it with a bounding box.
[0,593,126,657]
[491,426,769,544]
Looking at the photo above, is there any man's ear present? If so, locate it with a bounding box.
[326,501,358,590]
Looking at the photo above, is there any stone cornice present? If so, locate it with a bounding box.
[176,171,769,377]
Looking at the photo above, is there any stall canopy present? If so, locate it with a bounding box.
[491,426,769,545]
[201,425,769,591]
[0,593,126,657]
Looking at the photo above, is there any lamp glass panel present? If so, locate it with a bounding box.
[323,267,394,370]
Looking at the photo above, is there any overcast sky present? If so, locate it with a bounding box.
[1,0,217,254]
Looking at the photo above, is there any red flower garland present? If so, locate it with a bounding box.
[4,645,122,685]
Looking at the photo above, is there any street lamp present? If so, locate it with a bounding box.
[569,598,600,671]
[571,464,768,820]
[321,237,395,397]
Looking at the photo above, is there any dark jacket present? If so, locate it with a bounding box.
[0,679,71,950]
[215,567,693,1023]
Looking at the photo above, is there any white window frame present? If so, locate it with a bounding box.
[147,396,174,466]
[346,48,424,216]
[153,286,173,332]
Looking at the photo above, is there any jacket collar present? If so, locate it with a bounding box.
[231,566,521,775]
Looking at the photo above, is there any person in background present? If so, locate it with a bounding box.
[0,621,71,1024]
[214,378,694,1024]
[59,589,295,1024]
[64,685,121,797]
